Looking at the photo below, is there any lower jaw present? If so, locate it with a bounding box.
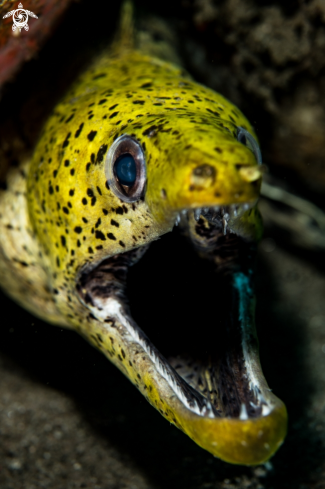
[77,220,287,465]
[127,228,287,464]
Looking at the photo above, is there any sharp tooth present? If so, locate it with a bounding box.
[203,207,209,214]
[175,214,181,226]
[194,208,201,221]
[214,206,220,212]
[181,209,187,216]
[222,213,229,235]
[239,403,248,421]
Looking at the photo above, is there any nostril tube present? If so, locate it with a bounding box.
[190,164,216,189]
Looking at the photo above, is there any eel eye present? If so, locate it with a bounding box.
[236,127,262,165]
[105,135,146,203]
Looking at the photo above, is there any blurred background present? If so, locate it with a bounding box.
[0,0,325,487]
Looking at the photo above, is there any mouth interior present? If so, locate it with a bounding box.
[127,221,266,419]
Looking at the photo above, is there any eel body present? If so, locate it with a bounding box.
[0,4,287,465]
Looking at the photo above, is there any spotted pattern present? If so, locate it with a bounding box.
[0,28,264,461]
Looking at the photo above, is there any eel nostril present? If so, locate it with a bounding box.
[192,164,215,178]
[191,164,216,188]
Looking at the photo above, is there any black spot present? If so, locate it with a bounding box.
[140,82,152,88]
[74,226,82,233]
[206,108,220,117]
[77,239,81,247]
[82,217,88,223]
[133,100,145,105]
[107,233,116,240]
[87,130,97,141]
[88,115,94,120]
[86,163,91,171]
[65,114,74,123]
[111,219,119,227]
[82,198,88,205]
[62,207,69,214]
[96,245,103,250]
[109,104,119,110]
[69,189,75,196]
[96,186,102,195]
[119,240,125,248]
[49,185,54,195]
[68,202,72,209]
[91,196,97,206]
[75,123,84,138]
[56,257,60,267]
[109,111,119,119]
[96,144,108,164]
[214,147,223,154]
[95,230,106,240]
[60,235,66,247]
[62,132,71,148]
[102,208,108,215]
[93,73,106,80]
[95,217,101,228]
[87,188,94,197]
[142,125,157,137]
[116,207,123,215]
[55,185,59,192]
[91,153,95,163]
[53,170,58,178]
[98,99,107,105]
[64,159,70,167]
[88,247,94,254]
[105,181,110,190]
[70,169,75,176]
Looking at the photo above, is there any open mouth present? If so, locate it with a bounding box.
[76,204,287,464]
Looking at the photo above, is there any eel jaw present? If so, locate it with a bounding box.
[76,205,287,466]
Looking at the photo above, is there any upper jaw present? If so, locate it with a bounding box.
[173,200,258,236]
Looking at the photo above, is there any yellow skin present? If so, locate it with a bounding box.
[0,19,287,465]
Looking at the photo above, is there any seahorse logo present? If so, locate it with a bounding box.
[2,2,38,32]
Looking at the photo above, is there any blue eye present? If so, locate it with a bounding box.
[105,135,146,203]
[237,127,262,165]
[114,153,137,186]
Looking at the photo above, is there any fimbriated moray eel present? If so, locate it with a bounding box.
[0,2,287,465]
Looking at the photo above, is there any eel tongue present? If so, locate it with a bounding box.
[77,246,287,465]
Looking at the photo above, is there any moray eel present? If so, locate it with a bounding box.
[0,3,287,465]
